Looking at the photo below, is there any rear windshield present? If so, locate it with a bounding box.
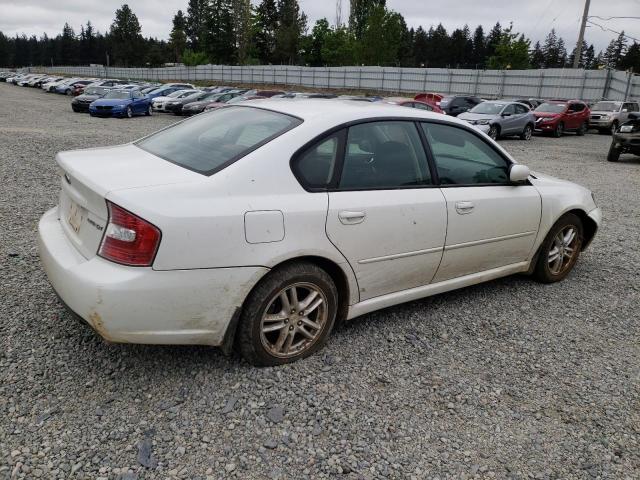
[535,103,566,113]
[136,106,302,175]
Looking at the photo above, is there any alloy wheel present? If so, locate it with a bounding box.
[547,226,579,276]
[126,106,133,118]
[260,282,328,359]
[523,125,532,140]
[489,126,499,140]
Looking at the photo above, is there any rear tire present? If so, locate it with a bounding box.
[607,142,621,162]
[237,262,338,366]
[576,122,587,136]
[520,124,533,140]
[533,214,583,283]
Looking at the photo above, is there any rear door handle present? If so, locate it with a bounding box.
[338,211,366,225]
[455,201,475,215]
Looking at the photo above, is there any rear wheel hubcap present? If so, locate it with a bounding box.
[260,283,327,358]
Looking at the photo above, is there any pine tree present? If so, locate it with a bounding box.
[60,23,76,65]
[471,25,486,68]
[275,0,307,64]
[206,0,235,63]
[583,44,595,69]
[254,0,279,63]
[169,10,187,62]
[486,22,502,59]
[349,0,386,40]
[186,0,209,52]
[109,4,144,66]
[413,26,428,67]
[620,42,640,71]
[233,0,253,64]
[530,41,544,68]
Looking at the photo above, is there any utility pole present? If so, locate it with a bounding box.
[573,0,591,68]
[335,0,343,28]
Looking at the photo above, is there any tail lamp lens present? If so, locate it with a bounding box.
[98,201,161,266]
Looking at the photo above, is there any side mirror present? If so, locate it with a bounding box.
[622,108,628,112]
[510,164,530,183]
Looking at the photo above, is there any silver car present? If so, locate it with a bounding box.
[458,101,535,140]
[589,100,640,135]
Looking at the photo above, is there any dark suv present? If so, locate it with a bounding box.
[438,95,483,116]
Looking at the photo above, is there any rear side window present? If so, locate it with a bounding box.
[292,132,343,189]
[340,121,431,189]
[137,107,301,175]
[421,123,510,185]
[569,103,585,112]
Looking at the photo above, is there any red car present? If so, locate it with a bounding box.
[385,97,444,114]
[414,92,444,108]
[533,100,590,137]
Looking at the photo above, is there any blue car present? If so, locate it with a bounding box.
[89,89,153,118]
[145,86,184,100]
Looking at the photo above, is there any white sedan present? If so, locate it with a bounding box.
[38,100,601,365]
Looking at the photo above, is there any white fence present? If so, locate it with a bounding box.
[29,65,639,101]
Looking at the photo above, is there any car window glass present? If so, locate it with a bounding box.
[515,104,529,114]
[421,123,510,185]
[503,104,516,115]
[340,122,430,190]
[569,103,584,112]
[412,102,432,111]
[137,107,301,175]
[293,133,341,189]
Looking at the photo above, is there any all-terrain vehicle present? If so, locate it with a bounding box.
[608,112,640,162]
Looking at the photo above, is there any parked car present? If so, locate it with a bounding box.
[438,95,483,116]
[458,100,535,140]
[506,98,545,109]
[242,89,286,98]
[383,97,444,114]
[589,100,640,135]
[146,86,190,101]
[607,112,640,162]
[151,89,200,112]
[182,91,241,115]
[38,100,600,366]
[57,80,94,95]
[165,82,196,90]
[89,89,153,118]
[44,78,81,92]
[71,86,110,113]
[414,92,444,108]
[90,79,130,88]
[164,91,219,115]
[533,100,590,137]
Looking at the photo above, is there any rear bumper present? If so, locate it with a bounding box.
[38,207,268,346]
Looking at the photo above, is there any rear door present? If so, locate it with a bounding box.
[321,121,447,300]
[499,104,519,134]
[420,122,541,282]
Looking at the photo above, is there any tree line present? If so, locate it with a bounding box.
[0,0,638,72]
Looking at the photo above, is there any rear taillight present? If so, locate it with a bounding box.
[98,201,161,267]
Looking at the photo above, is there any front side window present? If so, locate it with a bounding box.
[569,103,585,112]
[137,107,301,175]
[340,121,431,189]
[421,123,510,185]
[502,104,516,115]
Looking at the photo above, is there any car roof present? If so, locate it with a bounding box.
[241,98,455,124]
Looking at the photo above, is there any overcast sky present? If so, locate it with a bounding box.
[0,0,638,52]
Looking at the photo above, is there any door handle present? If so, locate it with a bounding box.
[455,201,475,215]
[338,211,366,225]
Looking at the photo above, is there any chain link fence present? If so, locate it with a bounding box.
[28,65,639,101]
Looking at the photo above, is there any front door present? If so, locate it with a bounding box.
[325,121,447,300]
[419,122,541,282]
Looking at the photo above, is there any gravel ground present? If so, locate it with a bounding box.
[1,82,639,480]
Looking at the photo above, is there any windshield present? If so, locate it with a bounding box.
[103,91,131,99]
[535,103,566,113]
[591,101,621,112]
[84,87,108,95]
[137,107,301,175]
[167,90,187,98]
[469,103,506,115]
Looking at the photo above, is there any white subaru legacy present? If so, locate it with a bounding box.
[38,100,601,365]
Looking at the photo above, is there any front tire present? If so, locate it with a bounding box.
[533,214,583,283]
[553,122,564,138]
[488,125,500,140]
[126,106,133,118]
[520,124,533,140]
[145,105,152,116]
[607,142,621,162]
[237,262,338,366]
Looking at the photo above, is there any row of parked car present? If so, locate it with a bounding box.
[2,71,638,141]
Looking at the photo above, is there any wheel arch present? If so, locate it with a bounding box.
[567,208,598,250]
[223,255,354,355]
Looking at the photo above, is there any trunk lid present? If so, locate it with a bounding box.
[56,143,201,259]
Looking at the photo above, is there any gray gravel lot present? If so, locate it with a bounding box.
[1,82,639,480]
